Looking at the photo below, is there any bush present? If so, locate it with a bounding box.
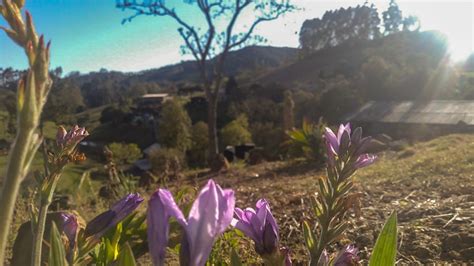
[250,122,284,160]
[188,122,209,167]
[220,114,252,147]
[100,106,127,125]
[157,99,192,152]
[106,142,142,164]
[149,148,186,180]
[287,119,326,161]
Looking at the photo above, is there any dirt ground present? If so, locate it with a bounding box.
[177,134,474,264]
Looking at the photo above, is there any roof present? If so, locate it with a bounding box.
[143,143,161,156]
[141,93,170,98]
[346,100,474,126]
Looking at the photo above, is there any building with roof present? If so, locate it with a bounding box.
[345,100,474,139]
[135,93,173,114]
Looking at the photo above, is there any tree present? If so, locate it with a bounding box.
[157,98,192,152]
[189,121,210,166]
[299,4,380,54]
[107,142,142,164]
[382,0,403,34]
[220,114,252,147]
[282,90,294,132]
[117,0,295,160]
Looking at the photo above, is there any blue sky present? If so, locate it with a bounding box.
[1,0,473,73]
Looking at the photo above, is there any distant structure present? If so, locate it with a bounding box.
[346,100,474,139]
[177,85,203,96]
[135,93,173,115]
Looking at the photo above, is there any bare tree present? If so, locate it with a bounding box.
[116,0,295,160]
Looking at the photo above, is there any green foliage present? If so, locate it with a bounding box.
[302,220,317,259]
[106,142,142,164]
[88,214,146,266]
[49,222,67,266]
[188,122,209,167]
[287,119,326,161]
[116,243,137,266]
[149,148,186,179]
[230,248,243,266]
[100,106,128,125]
[43,78,85,123]
[157,99,192,152]
[319,77,362,123]
[382,0,403,34]
[369,212,398,266]
[282,90,295,131]
[220,115,252,147]
[299,3,381,54]
[207,229,244,266]
[250,122,284,160]
[0,111,12,141]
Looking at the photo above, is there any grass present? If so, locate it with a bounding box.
[356,134,474,183]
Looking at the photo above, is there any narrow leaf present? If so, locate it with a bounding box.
[302,220,317,256]
[49,222,67,266]
[230,248,242,266]
[116,242,136,266]
[369,211,398,266]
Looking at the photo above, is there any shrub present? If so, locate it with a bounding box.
[220,114,252,147]
[188,122,209,167]
[157,99,192,152]
[106,142,142,164]
[250,122,284,160]
[149,148,186,180]
[100,106,127,125]
[287,119,326,161]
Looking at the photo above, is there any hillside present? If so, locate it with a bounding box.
[132,45,298,83]
[256,30,448,90]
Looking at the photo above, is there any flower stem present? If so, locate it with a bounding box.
[0,129,36,265]
[31,173,60,266]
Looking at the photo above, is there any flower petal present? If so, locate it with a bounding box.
[186,179,235,265]
[148,189,186,266]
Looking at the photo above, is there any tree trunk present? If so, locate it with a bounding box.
[207,93,219,161]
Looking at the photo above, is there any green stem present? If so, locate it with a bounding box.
[311,165,346,265]
[31,173,60,266]
[0,129,35,265]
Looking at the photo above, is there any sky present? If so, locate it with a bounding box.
[0,0,473,74]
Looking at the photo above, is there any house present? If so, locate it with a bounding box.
[135,93,173,114]
[345,100,474,139]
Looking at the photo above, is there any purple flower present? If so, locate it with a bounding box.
[85,193,143,238]
[324,124,376,169]
[231,199,279,256]
[147,179,235,266]
[324,123,351,155]
[333,245,359,266]
[354,153,377,169]
[56,125,89,149]
[59,212,78,248]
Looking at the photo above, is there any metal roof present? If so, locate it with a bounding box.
[346,100,474,126]
[141,93,169,98]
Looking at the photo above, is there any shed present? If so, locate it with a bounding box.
[345,100,474,139]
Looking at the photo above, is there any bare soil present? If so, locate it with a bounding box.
[176,134,474,264]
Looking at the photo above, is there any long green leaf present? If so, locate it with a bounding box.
[115,242,136,266]
[230,248,242,266]
[302,220,318,260]
[49,222,67,266]
[369,211,398,266]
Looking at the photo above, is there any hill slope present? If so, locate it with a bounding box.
[131,45,298,83]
